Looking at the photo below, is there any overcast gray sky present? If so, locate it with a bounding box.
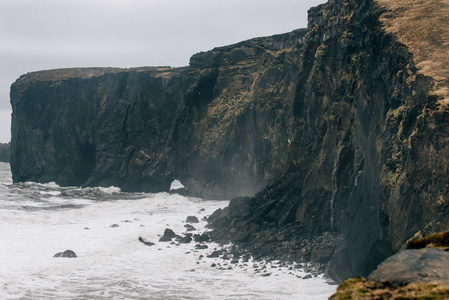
[0,0,326,143]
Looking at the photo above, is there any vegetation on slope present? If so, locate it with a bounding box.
[375,0,449,104]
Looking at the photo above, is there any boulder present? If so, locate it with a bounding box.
[176,234,192,244]
[368,248,449,286]
[159,228,177,242]
[194,233,210,242]
[53,250,77,258]
[207,250,221,258]
[186,216,199,223]
[138,237,155,246]
[195,244,209,250]
[184,224,196,231]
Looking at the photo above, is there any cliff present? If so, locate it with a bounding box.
[0,142,10,163]
[10,29,307,199]
[207,0,449,282]
[10,0,449,282]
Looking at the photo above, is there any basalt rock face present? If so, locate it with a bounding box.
[0,142,10,163]
[209,0,449,282]
[10,29,307,199]
[10,0,449,283]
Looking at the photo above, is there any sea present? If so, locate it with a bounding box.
[0,162,337,299]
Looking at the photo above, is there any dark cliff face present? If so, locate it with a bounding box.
[208,0,449,282]
[10,0,449,282]
[10,30,307,199]
[0,142,10,163]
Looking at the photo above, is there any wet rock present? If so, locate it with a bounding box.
[195,244,209,250]
[184,224,196,231]
[302,274,313,280]
[207,250,221,258]
[368,248,449,286]
[159,228,177,242]
[53,250,77,258]
[138,237,155,246]
[186,216,199,223]
[176,233,192,243]
[0,142,10,163]
[194,233,210,242]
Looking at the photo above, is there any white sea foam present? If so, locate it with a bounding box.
[170,179,185,191]
[0,163,337,299]
[96,186,122,194]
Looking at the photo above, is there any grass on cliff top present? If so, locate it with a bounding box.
[374,0,449,105]
[407,230,449,251]
[330,277,449,300]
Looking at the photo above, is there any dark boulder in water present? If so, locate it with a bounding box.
[194,233,210,242]
[184,224,196,231]
[176,233,193,243]
[186,216,199,223]
[0,142,10,163]
[195,244,209,250]
[207,250,222,258]
[53,250,77,258]
[159,228,177,242]
[139,237,155,246]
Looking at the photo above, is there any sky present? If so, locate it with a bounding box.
[0,0,326,143]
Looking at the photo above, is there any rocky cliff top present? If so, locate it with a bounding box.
[14,67,177,84]
[189,28,308,68]
[375,0,449,103]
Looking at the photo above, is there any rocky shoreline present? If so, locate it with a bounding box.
[136,211,332,282]
[207,197,342,271]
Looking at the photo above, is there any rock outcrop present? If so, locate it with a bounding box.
[330,231,449,299]
[0,142,10,163]
[208,0,449,282]
[10,29,306,199]
[10,0,449,282]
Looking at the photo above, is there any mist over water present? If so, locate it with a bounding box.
[0,163,336,299]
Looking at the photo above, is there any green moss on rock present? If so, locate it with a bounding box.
[407,230,449,251]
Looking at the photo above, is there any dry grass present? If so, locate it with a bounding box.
[375,0,449,104]
[407,230,449,250]
[17,67,175,84]
[330,277,449,299]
